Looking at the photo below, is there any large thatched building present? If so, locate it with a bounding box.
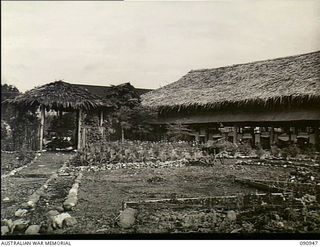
[142,51,320,149]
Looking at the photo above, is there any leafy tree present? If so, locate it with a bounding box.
[102,83,156,141]
[1,83,39,150]
[1,83,20,121]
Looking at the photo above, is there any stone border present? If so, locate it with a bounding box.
[1,150,17,154]
[235,158,320,169]
[77,160,187,172]
[1,158,74,236]
[234,178,320,199]
[63,172,83,210]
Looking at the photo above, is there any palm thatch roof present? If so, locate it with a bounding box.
[6,80,106,111]
[142,51,320,113]
[75,83,152,98]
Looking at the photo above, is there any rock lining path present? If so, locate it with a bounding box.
[1,152,73,221]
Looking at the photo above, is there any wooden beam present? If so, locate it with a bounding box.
[39,106,45,152]
[155,109,320,125]
[77,109,82,150]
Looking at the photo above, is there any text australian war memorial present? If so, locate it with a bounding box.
[142,51,320,151]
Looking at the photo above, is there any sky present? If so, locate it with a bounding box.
[2,0,320,92]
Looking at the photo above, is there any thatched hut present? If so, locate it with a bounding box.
[6,80,109,151]
[142,51,320,148]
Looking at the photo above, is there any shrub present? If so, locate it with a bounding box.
[238,142,253,156]
[17,148,35,164]
[271,145,282,158]
[86,127,104,144]
[75,140,205,166]
[281,145,301,158]
[202,140,237,156]
[255,145,266,159]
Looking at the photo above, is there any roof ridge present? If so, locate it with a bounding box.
[189,50,320,73]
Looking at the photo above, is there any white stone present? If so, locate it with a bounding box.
[64,217,77,227]
[50,213,72,229]
[277,222,285,228]
[118,208,137,229]
[1,226,9,235]
[13,219,30,232]
[3,197,10,202]
[55,206,64,213]
[3,219,14,231]
[27,200,36,208]
[47,210,60,217]
[226,210,237,221]
[63,196,77,210]
[25,225,41,235]
[15,209,28,217]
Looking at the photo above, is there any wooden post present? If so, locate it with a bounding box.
[270,127,274,146]
[315,127,320,151]
[251,127,256,147]
[82,127,86,149]
[233,126,238,144]
[121,126,125,142]
[39,106,45,152]
[99,110,104,126]
[253,127,260,146]
[77,109,82,150]
[99,110,104,139]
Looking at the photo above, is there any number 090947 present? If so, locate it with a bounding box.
[300,241,318,245]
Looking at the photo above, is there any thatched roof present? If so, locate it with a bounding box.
[75,83,152,98]
[6,80,106,111]
[142,51,320,112]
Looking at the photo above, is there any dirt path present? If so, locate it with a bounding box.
[1,152,73,220]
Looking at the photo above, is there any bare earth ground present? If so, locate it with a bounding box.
[2,153,319,235]
[67,160,294,234]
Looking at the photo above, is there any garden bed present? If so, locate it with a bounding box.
[1,151,36,175]
[66,159,299,234]
[133,206,320,234]
[1,177,48,220]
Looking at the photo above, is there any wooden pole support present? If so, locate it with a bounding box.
[99,110,104,126]
[77,109,82,151]
[39,106,45,152]
[233,126,238,144]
